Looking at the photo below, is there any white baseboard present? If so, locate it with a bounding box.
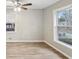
[6,40,43,42]
[44,41,72,59]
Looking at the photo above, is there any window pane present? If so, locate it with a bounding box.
[57,10,66,25]
[56,7,72,45]
[57,27,72,45]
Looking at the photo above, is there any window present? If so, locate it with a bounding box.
[53,5,72,46]
[6,23,15,31]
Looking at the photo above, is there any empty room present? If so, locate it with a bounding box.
[6,0,72,59]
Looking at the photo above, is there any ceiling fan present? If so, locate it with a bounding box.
[10,0,32,11]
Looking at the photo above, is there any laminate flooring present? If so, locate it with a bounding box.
[6,42,68,59]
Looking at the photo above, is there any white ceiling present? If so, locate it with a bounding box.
[6,0,59,9]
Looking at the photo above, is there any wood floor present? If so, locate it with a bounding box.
[6,42,68,59]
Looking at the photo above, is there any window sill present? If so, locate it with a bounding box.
[54,40,72,49]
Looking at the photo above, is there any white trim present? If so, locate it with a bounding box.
[44,40,72,59]
[6,40,43,42]
[54,4,72,12]
[54,40,72,49]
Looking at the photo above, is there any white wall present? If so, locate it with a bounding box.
[6,0,72,58]
[6,9,44,41]
[43,0,72,58]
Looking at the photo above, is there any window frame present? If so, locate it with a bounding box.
[53,5,72,49]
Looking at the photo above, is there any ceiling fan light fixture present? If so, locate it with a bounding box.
[7,0,32,11]
[14,7,21,11]
[14,2,17,5]
[18,7,21,11]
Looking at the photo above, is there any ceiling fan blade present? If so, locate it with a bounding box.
[21,7,28,10]
[22,3,32,6]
